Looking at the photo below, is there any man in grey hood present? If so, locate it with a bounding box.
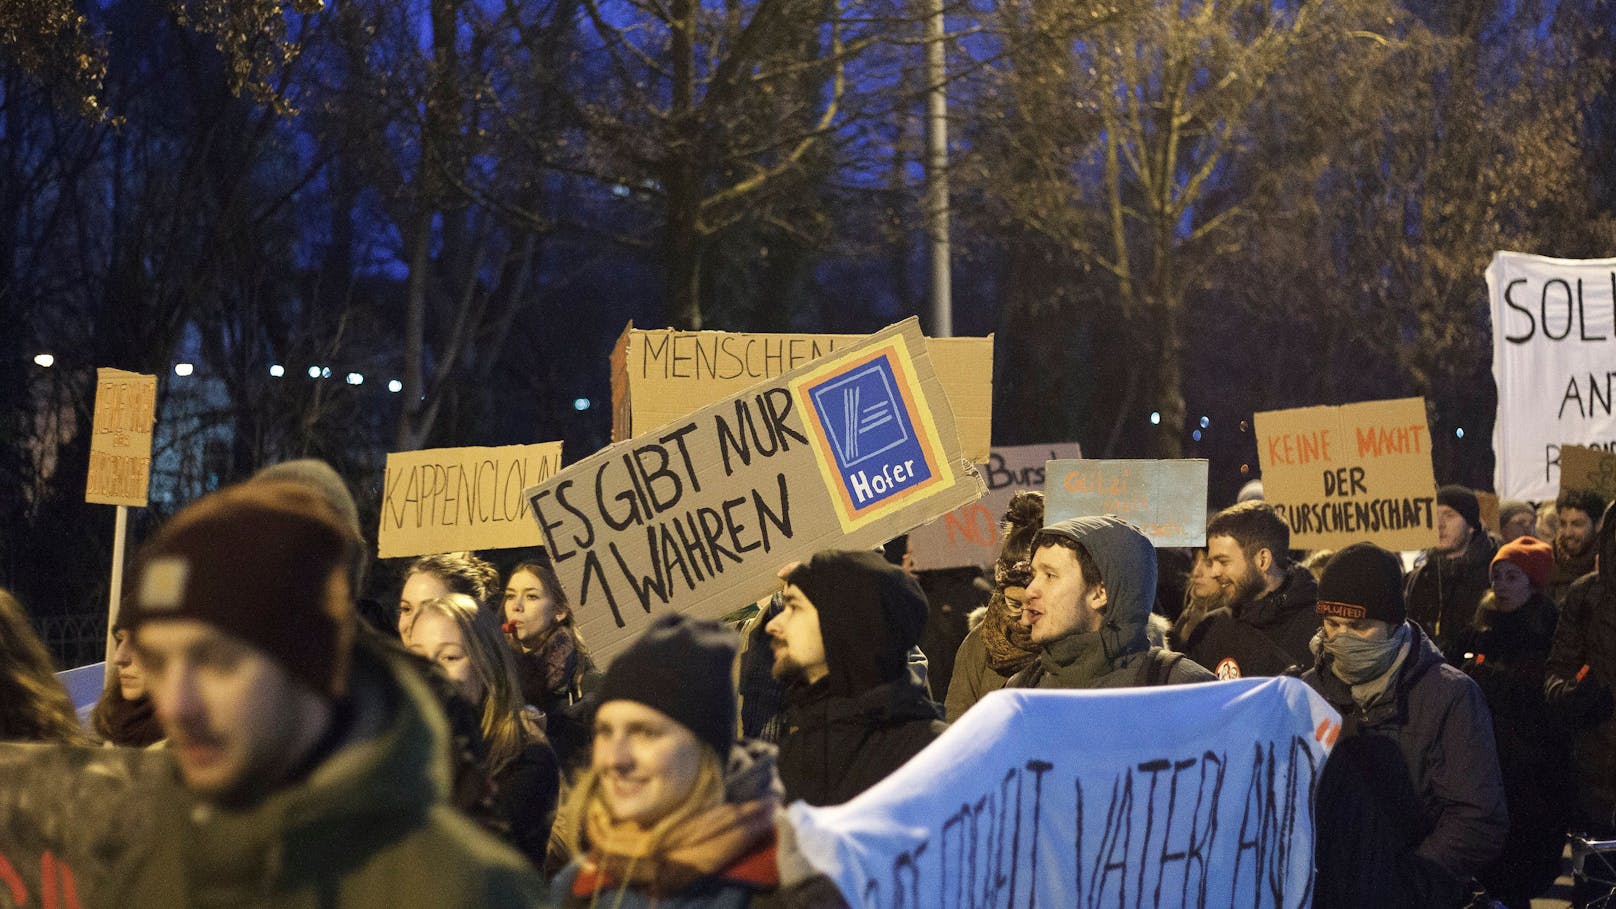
[1007,516,1213,688]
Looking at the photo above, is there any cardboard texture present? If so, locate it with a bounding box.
[1559,444,1616,501]
[378,442,564,558]
[85,368,156,507]
[1044,459,1209,547]
[1255,397,1438,550]
[609,324,994,462]
[1477,491,1501,534]
[1488,251,1616,500]
[908,443,1083,570]
[528,318,986,666]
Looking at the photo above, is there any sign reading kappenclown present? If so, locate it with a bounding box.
[791,340,956,533]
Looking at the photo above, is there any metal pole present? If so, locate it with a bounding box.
[924,0,952,337]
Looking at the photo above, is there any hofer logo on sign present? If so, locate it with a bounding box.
[793,341,954,532]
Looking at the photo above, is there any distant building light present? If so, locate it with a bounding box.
[574,397,592,411]
[308,366,322,379]
[1149,411,1161,425]
[174,363,194,377]
[321,367,332,379]
[388,379,403,393]
[1192,429,1203,442]
[1455,427,1465,439]
[346,372,364,386]
[269,364,285,378]
[1199,416,1210,429]
[33,353,54,368]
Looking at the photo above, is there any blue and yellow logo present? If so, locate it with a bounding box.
[791,340,954,532]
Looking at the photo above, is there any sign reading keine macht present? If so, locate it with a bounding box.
[377,442,564,558]
[1489,251,1616,501]
[526,318,985,666]
[1254,397,1438,551]
[790,677,1340,909]
[1044,459,1209,547]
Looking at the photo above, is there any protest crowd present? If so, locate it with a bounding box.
[3,322,1616,908]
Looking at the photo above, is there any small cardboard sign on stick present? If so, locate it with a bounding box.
[85,369,156,507]
[377,443,564,558]
[1043,459,1209,547]
[1254,397,1438,550]
[527,318,986,667]
[1558,444,1616,502]
[907,443,1082,570]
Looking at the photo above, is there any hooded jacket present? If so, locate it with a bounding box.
[1304,622,1507,907]
[776,551,946,806]
[1183,562,1320,678]
[114,635,546,908]
[1544,500,1616,832]
[1404,531,1498,662]
[1006,516,1214,689]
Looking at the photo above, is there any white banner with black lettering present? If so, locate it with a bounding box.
[1489,251,1616,501]
[788,677,1340,909]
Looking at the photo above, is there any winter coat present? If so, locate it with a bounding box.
[512,629,600,774]
[1304,622,1507,909]
[113,636,547,908]
[1544,503,1616,832]
[945,623,1004,721]
[1183,563,1320,678]
[550,834,848,909]
[1461,592,1574,903]
[1550,543,1598,606]
[1005,516,1215,690]
[776,676,946,807]
[1405,533,1498,661]
[491,740,560,869]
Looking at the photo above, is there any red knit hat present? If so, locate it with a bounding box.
[1491,536,1553,590]
[125,480,361,698]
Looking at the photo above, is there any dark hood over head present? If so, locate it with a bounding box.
[1039,515,1156,657]
[1599,500,1616,586]
[787,549,928,698]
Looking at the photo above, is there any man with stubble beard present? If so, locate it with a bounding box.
[765,549,947,806]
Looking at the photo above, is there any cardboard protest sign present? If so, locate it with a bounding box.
[789,677,1339,909]
[1044,459,1209,547]
[609,324,994,462]
[378,443,563,558]
[85,368,157,507]
[1559,444,1616,502]
[907,443,1083,570]
[1476,491,1501,535]
[528,318,986,666]
[1254,397,1438,551]
[1489,251,1616,500]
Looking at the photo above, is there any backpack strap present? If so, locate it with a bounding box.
[1135,646,1185,686]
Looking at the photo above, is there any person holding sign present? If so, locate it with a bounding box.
[550,614,844,908]
[1007,516,1213,689]
[1305,543,1505,909]
[119,481,544,907]
[1181,501,1321,679]
[766,550,947,807]
[1405,486,1498,662]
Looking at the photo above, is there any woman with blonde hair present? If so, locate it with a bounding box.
[0,588,87,744]
[409,593,559,867]
[551,614,843,908]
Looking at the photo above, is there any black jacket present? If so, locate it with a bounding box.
[1183,563,1320,678]
[1304,622,1507,908]
[1544,501,1616,832]
[1405,533,1498,662]
[1462,593,1574,902]
[776,675,945,807]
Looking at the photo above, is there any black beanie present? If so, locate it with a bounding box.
[786,549,928,698]
[596,614,737,757]
[1436,485,1483,534]
[1316,542,1406,626]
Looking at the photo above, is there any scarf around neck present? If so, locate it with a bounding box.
[580,791,779,896]
[981,593,1040,675]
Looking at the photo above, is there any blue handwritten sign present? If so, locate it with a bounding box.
[1043,459,1208,547]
